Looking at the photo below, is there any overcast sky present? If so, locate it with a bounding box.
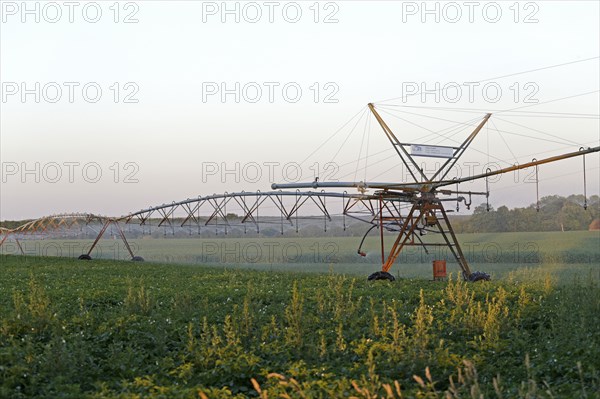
[1,0,599,220]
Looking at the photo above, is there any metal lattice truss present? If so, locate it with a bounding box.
[9,213,104,235]
[0,213,138,260]
[3,103,598,281]
[120,191,387,233]
[0,213,105,254]
[116,188,483,274]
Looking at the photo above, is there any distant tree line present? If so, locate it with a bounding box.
[453,194,600,233]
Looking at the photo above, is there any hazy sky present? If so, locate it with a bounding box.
[1,0,599,220]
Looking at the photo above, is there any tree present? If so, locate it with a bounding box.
[495,206,510,232]
[458,195,592,233]
[559,201,592,231]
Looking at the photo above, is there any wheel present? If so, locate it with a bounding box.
[468,271,491,282]
[367,271,396,281]
[78,254,92,260]
[131,256,145,262]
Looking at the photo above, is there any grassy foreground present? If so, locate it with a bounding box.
[0,255,599,398]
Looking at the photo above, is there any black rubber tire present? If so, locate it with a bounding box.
[78,254,92,260]
[468,271,491,282]
[131,256,145,262]
[367,271,396,281]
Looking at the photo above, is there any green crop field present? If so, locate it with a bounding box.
[3,230,599,280]
[1,247,599,398]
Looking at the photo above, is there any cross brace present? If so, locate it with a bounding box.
[381,201,472,278]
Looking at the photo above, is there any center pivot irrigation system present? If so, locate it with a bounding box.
[2,104,598,281]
